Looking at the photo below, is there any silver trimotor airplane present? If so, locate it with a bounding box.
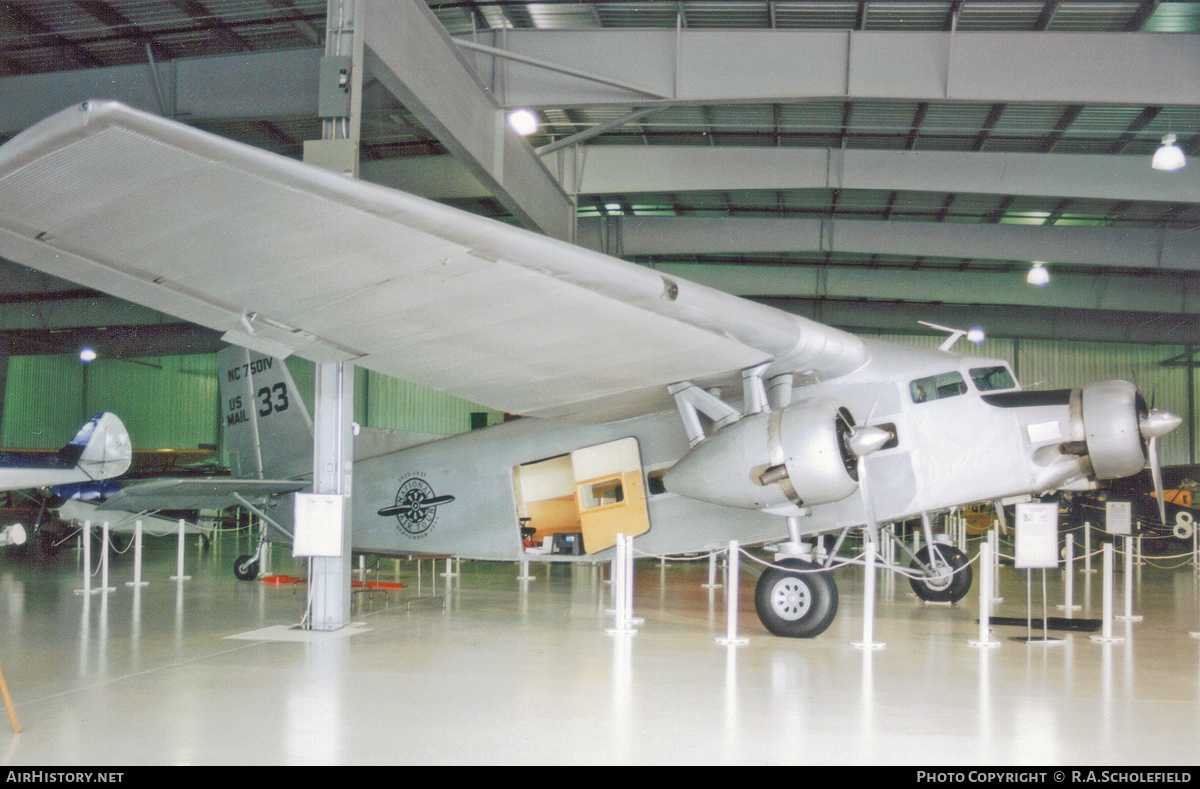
[0,102,1181,637]
[0,412,132,547]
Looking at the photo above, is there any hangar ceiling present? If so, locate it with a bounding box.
[0,0,1198,352]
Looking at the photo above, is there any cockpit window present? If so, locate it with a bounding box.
[970,366,1016,392]
[910,371,967,404]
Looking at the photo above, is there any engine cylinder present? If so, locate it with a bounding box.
[663,398,859,511]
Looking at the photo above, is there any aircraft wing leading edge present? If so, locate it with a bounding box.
[0,101,866,420]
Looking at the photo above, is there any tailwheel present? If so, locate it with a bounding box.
[233,553,260,581]
[754,558,839,638]
[909,543,972,603]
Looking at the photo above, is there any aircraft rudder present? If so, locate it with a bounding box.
[218,345,313,480]
[73,412,133,480]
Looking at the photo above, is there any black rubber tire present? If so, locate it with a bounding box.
[233,553,260,581]
[753,558,839,638]
[908,543,972,603]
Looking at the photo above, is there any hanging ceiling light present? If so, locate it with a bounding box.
[1027,262,1050,287]
[1152,133,1186,172]
[79,347,97,363]
[507,109,539,137]
[966,327,986,344]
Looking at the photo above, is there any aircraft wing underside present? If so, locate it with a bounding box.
[0,101,866,421]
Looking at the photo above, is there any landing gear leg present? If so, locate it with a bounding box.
[234,542,263,581]
[908,543,972,603]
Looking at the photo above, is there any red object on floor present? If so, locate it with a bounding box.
[259,575,404,590]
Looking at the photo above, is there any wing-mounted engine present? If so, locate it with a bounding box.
[663,371,860,513]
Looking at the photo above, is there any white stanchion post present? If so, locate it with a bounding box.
[613,534,625,616]
[607,533,635,636]
[1117,536,1143,622]
[170,518,191,581]
[1058,534,1079,613]
[990,529,1003,603]
[74,521,94,595]
[702,550,721,589]
[626,535,643,627]
[99,521,115,592]
[126,519,148,588]
[1091,542,1125,643]
[715,541,748,646]
[442,557,458,579]
[970,541,1001,648]
[852,537,885,650]
[1084,522,1096,573]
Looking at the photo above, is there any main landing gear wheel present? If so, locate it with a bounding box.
[233,553,260,581]
[909,544,972,603]
[754,558,839,638]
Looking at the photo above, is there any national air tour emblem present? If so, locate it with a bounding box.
[378,476,455,538]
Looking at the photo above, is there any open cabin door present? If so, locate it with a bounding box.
[514,437,650,555]
[571,437,650,554]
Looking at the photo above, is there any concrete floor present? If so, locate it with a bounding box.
[1,530,1199,765]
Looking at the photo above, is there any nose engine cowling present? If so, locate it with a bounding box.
[1080,380,1180,480]
[1081,380,1147,480]
[662,398,860,511]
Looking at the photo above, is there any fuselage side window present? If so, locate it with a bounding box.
[970,366,1017,392]
[910,371,967,404]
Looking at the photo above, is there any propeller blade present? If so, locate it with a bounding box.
[857,456,879,545]
[1149,436,1167,526]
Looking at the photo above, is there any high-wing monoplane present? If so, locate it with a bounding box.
[0,101,1181,637]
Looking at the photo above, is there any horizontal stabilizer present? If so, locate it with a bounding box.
[104,478,307,512]
[57,499,210,535]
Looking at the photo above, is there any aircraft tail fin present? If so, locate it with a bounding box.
[58,412,133,481]
[218,346,313,480]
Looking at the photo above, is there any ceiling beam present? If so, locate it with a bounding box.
[640,261,1200,321]
[362,0,575,240]
[0,48,322,136]
[470,30,1200,108]
[74,0,175,62]
[4,31,1198,135]
[547,146,1199,205]
[0,2,103,70]
[756,296,1200,346]
[579,216,1200,273]
[0,322,224,357]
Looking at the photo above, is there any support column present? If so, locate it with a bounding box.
[308,361,354,631]
[304,1,360,632]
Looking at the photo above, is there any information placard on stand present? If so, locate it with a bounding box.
[1015,502,1059,569]
[1013,501,1064,644]
[1106,501,1132,536]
